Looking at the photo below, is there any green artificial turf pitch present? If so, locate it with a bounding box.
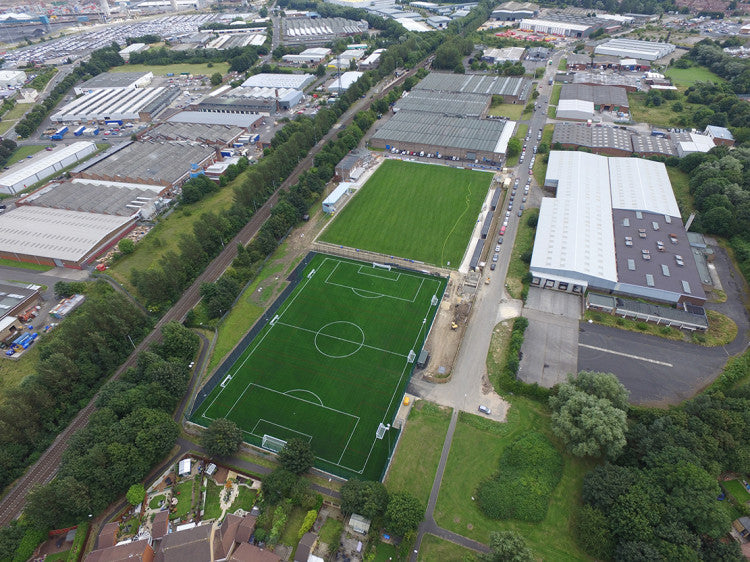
[320,160,493,268]
[192,254,446,480]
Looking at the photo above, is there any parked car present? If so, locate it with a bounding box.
[490,263,496,271]
[478,405,491,414]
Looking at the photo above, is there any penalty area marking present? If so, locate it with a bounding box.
[250,419,313,443]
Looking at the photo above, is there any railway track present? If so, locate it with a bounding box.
[0,65,422,527]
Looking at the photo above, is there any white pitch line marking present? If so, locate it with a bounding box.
[578,343,673,367]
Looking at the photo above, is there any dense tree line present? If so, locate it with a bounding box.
[0,282,150,497]
[0,323,197,559]
[128,44,266,73]
[0,139,17,169]
[688,39,750,95]
[574,355,750,561]
[537,0,676,14]
[665,147,750,284]
[15,44,125,138]
[125,34,161,45]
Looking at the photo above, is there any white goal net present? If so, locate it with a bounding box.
[261,434,287,453]
[373,262,391,271]
[376,423,390,440]
[407,350,416,363]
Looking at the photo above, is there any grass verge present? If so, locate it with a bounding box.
[628,91,699,128]
[532,125,554,186]
[695,310,737,347]
[665,65,726,88]
[558,58,567,71]
[7,144,46,165]
[418,534,476,561]
[0,103,34,135]
[109,183,238,295]
[110,62,230,76]
[723,479,750,503]
[0,345,39,404]
[505,208,538,299]
[385,401,452,507]
[0,257,52,271]
[433,402,593,560]
[666,166,695,219]
[488,99,526,121]
[549,84,561,106]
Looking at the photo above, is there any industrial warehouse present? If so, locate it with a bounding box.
[0,142,98,194]
[140,122,245,146]
[414,72,531,103]
[51,87,179,123]
[530,151,706,306]
[370,112,514,163]
[72,141,216,189]
[74,71,153,95]
[394,90,491,117]
[594,38,676,61]
[552,123,676,157]
[281,17,369,46]
[197,86,303,114]
[0,206,135,268]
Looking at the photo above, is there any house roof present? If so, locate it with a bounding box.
[294,532,317,562]
[97,522,120,549]
[155,523,216,562]
[229,543,281,562]
[705,124,734,140]
[152,511,170,539]
[85,539,153,562]
[235,515,257,544]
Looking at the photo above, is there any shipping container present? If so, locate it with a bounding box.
[51,126,68,140]
[73,126,86,136]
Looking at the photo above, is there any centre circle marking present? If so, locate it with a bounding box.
[314,321,365,358]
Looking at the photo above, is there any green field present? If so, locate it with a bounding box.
[723,479,750,503]
[665,65,726,88]
[321,160,492,267]
[192,254,447,479]
[488,100,526,120]
[418,534,476,561]
[110,62,230,76]
[6,145,46,165]
[386,401,452,506]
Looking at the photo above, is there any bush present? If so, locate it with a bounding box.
[573,505,614,560]
[495,317,550,400]
[118,238,135,255]
[476,432,562,522]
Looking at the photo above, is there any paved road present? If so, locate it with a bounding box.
[0,63,429,527]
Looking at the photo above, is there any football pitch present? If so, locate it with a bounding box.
[320,160,493,268]
[192,254,447,480]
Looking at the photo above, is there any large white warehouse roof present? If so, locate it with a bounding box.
[0,142,97,194]
[608,157,680,217]
[594,39,675,61]
[532,151,617,285]
[240,73,314,90]
[0,206,132,263]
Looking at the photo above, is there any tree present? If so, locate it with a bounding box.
[126,483,146,506]
[118,238,135,255]
[480,531,535,562]
[157,321,199,362]
[201,418,243,458]
[210,72,223,86]
[507,137,521,158]
[537,142,549,154]
[278,438,315,475]
[315,64,326,77]
[701,206,735,236]
[549,372,628,459]
[384,491,424,536]
[25,477,91,530]
[340,480,389,519]
[262,468,300,504]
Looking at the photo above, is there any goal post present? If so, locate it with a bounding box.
[376,423,390,440]
[372,262,391,271]
[261,434,287,453]
[407,350,416,363]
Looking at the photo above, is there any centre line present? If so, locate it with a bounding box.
[578,343,673,367]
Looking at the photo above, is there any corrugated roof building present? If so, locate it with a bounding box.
[393,90,490,117]
[414,73,531,103]
[530,151,705,305]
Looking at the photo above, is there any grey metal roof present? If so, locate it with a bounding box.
[394,90,489,117]
[612,208,705,301]
[706,125,733,140]
[167,111,259,127]
[80,141,215,185]
[146,122,244,144]
[560,84,629,108]
[552,122,632,152]
[371,111,511,154]
[631,134,675,156]
[415,72,530,99]
[572,72,641,89]
[22,180,158,216]
[78,71,151,90]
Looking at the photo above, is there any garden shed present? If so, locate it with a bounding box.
[349,514,371,535]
